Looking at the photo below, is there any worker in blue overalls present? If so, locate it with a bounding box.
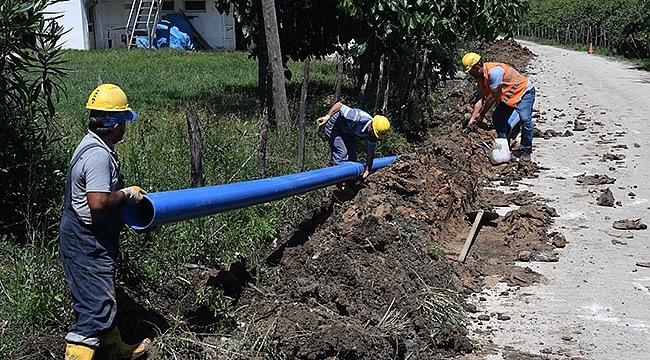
[317,101,390,191]
[59,84,150,360]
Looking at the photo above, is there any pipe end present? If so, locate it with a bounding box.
[124,196,155,230]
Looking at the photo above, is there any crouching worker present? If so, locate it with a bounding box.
[462,52,536,160]
[59,84,151,360]
[317,101,390,191]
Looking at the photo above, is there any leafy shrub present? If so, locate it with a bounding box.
[0,0,68,240]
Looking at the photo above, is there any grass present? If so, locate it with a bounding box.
[0,47,410,358]
[62,49,339,279]
[0,227,72,356]
[414,271,466,331]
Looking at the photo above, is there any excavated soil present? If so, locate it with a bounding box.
[16,39,556,359]
[215,142,557,359]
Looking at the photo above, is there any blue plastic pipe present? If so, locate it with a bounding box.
[124,155,399,231]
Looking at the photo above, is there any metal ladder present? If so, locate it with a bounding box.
[125,0,162,49]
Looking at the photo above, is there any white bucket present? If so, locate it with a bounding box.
[490,138,511,165]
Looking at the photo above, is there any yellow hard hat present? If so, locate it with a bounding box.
[86,84,132,111]
[462,52,481,72]
[372,115,390,140]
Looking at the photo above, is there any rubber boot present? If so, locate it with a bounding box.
[99,327,151,360]
[65,343,95,360]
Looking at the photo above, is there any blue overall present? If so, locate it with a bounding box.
[59,143,124,347]
[324,106,376,165]
[492,86,536,153]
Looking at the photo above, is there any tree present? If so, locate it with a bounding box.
[0,0,68,240]
[335,0,527,125]
[217,0,527,128]
[216,0,342,124]
[522,0,649,58]
[260,0,291,132]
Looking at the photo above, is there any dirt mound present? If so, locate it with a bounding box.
[213,123,557,358]
[482,38,536,73]
[232,148,479,358]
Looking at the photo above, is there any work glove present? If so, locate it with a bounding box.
[360,169,370,181]
[316,114,330,127]
[120,186,147,205]
[462,124,476,134]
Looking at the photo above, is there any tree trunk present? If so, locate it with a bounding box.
[400,55,420,121]
[257,98,269,179]
[395,54,407,109]
[382,55,391,112]
[356,48,373,108]
[357,73,369,108]
[298,57,310,172]
[373,54,385,114]
[334,50,344,102]
[261,0,291,132]
[420,51,429,101]
[257,12,270,111]
[185,101,204,188]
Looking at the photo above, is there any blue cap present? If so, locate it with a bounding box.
[100,110,137,127]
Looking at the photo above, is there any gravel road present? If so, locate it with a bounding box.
[467,40,650,359]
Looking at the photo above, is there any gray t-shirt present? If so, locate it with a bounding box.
[69,131,123,225]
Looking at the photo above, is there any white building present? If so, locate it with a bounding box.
[47,0,236,50]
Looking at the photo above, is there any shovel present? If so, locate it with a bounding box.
[458,210,499,263]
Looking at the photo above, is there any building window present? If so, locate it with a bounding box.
[162,1,174,10]
[184,0,205,11]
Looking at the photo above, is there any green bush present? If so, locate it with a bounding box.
[0,0,68,240]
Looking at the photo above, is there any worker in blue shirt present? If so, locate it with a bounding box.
[317,102,390,183]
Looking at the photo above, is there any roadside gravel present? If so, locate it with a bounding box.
[467,40,650,360]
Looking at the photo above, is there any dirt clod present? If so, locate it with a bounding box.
[612,219,647,230]
[576,174,617,185]
[551,233,567,248]
[597,188,616,207]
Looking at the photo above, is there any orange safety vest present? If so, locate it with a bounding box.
[477,62,529,107]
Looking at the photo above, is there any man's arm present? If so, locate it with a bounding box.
[361,150,375,180]
[87,186,146,212]
[476,66,506,121]
[467,86,487,126]
[478,86,502,119]
[84,150,128,213]
[468,98,484,126]
[326,102,344,117]
[87,191,126,213]
[317,102,345,126]
[468,85,502,126]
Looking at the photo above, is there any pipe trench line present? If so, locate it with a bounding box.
[124,155,399,231]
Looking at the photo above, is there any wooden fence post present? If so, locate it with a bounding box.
[297,57,310,173]
[185,101,205,188]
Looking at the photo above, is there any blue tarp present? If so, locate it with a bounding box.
[136,13,196,50]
